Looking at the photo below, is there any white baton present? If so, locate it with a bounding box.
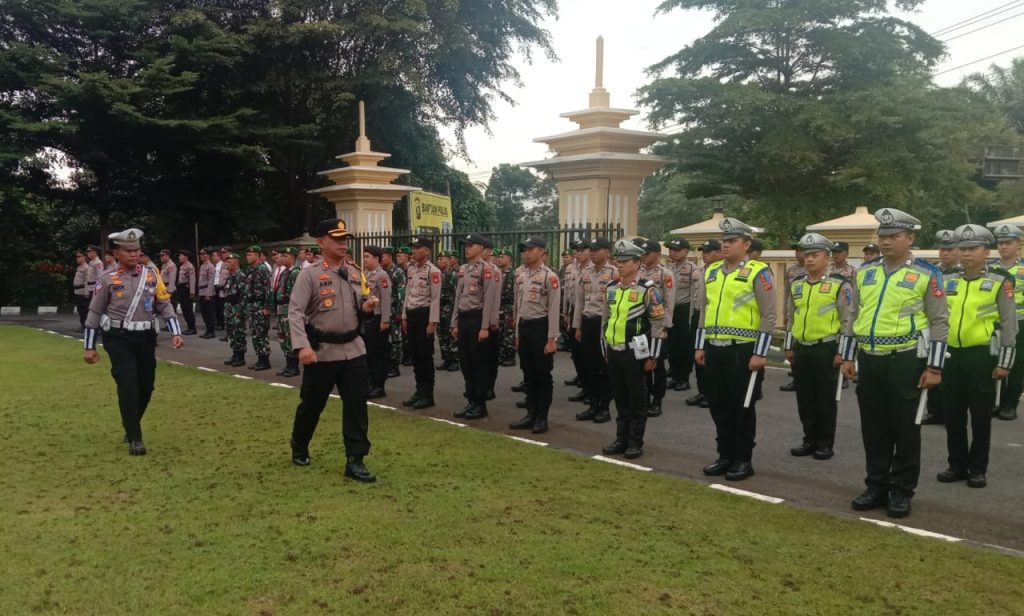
[914,389,928,425]
[743,371,758,408]
[835,367,844,402]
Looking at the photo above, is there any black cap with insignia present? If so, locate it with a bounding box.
[411,236,433,249]
[665,238,690,250]
[311,218,352,239]
[699,239,721,252]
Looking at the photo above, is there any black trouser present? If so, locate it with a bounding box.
[457,310,492,406]
[793,340,840,450]
[580,315,610,409]
[405,307,434,398]
[74,294,90,327]
[667,303,692,381]
[998,325,1024,413]
[518,317,553,419]
[101,329,157,442]
[363,315,389,390]
[292,356,370,457]
[199,296,217,334]
[486,320,499,394]
[705,342,762,463]
[944,346,996,474]
[856,349,924,497]
[608,349,648,449]
[566,323,586,387]
[214,289,225,328]
[176,288,196,330]
[692,311,706,395]
[646,338,668,403]
[926,383,945,420]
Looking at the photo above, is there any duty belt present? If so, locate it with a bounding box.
[108,319,153,332]
[707,339,753,347]
[459,309,483,317]
[304,324,360,350]
[706,325,758,339]
[795,335,838,347]
[73,284,85,289]
[857,334,917,348]
[608,343,628,351]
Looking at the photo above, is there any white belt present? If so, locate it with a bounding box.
[707,339,751,347]
[608,343,628,351]
[109,319,153,331]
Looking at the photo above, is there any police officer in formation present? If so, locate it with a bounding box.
[288,218,376,483]
[993,223,1024,421]
[936,224,1016,490]
[401,237,441,409]
[452,233,500,419]
[362,245,392,399]
[73,249,93,331]
[273,247,302,378]
[197,248,217,338]
[84,228,184,455]
[176,249,198,335]
[779,243,807,392]
[222,252,247,366]
[574,237,619,423]
[382,246,406,377]
[436,250,460,371]
[665,238,696,392]
[497,248,517,367]
[695,218,776,481]
[636,238,675,417]
[842,208,948,518]
[508,237,560,433]
[783,233,853,461]
[244,244,273,371]
[921,229,961,425]
[563,238,590,396]
[600,240,666,460]
[685,239,718,409]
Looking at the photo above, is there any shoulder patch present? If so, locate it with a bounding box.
[550,275,559,289]
[431,271,441,285]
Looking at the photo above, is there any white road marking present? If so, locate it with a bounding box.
[38,306,57,314]
[329,394,340,399]
[270,383,294,389]
[591,455,652,471]
[197,367,218,372]
[506,435,549,447]
[166,360,184,366]
[709,483,785,504]
[428,417,467,428]
[1007,443,1022,448]
[233,374,253,380]
[61,335,74,339]
[44,330,58,335]
[372,404,398,410]
[858,517,962,543]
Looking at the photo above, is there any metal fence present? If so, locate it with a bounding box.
[345,223,624,268]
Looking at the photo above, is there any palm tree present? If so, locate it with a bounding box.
[964,57,1024,135]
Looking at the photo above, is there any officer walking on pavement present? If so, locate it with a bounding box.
[600,240,666,460]
[936,224,1016,490]
[921,230,961,425]
[84,228,184,455]
[993,223,1024,421]
[452,233,500,420]
[665,238,696,392]
[508,237,561,433]
[574,237,619,423]
[362,245,392,399]
[694,218,776,481]
[783,232,854,461]
[842,208,949,518]
[401,237,442,409]
[288,218,377,483]
[273,247,302,377]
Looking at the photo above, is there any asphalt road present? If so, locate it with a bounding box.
[8,314,1023,554]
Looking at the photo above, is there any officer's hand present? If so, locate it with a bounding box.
[749,355,766,371]
[479,328,489,341]
[695,350,705,366]
[172,335,184,349]
[426,322,437,336]
[784,350,794,364]
[544,338,556,355]
[84,350,100,364]
[918,368,941,389]
[380,321,390,332]
[575,330,583,342]
[401,320,408,334]
[644,358,657,372]
[262,308,270,317]
[832,354,843,368]
[361,299,377,314]
[298,347,317,365]
[842,360,857,380]
[994,367,1010,380]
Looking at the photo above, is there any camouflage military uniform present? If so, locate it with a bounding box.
[438,260,459,367]
[386,263,406,371]
[498,265,517,365]
[224,269,247,356]
[244,264,272,357]
[275,265,301,357]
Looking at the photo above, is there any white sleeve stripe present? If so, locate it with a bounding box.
[694,328,706,351]
[168,318,182,336]
[84,328,97,350]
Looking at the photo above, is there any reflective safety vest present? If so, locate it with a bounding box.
[945,269,1010,348]
[704,259,769,341]
[853,258,936,352]
[1001,260,1024,319]
[790,274,845,343]
[604,279,660,346]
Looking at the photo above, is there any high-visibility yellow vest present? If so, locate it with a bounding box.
[790,274,845,343]
[945,270,1009,348]
[853,258,935,352]
[604,280,653,346]
[704,259,769,341]
[1001,260,1024,319]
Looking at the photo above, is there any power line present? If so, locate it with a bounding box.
[930,0,1024,36]
[940,10,1024,42]
[933,44,1024,76]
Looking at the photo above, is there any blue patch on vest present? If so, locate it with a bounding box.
[862,269,877,285]
[607,289,616,302]
[792,282,803,298]
[707,269,718,282]
[981,280,994,292]
[945,280,958,296]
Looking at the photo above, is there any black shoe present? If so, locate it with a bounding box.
[937,468,968,483]
[698,398,709,408]
[998,407,1018,421]
[484,390,495,401]
[564,377,581,387]
[464,406,488,420]
[787,370,793,377]
[402,395,421,407]
[367,388,387,400]
[568,392,588,403]
[813,447,834,460]
[531,419,548,434]
[290,438,310,466]
[703,458,731,476]
[920,412,943,425]
[200,332,216,339]
[726,462,754,481]
[674,381,691,391]
[511,382,526,393]
[219,336,228,342]
[412,397,435,410]
[592,410,611,424]
[386,368,400,379]
[250,355,271,371]
[344,456,376,483]
[454,403,475,418]
[851,487,887,511]
[967,472,987,488]
[515,399,528,409]
[624,446,643,460]
[276,357,300,378]
[435,362,449,370]
[685,394,705,407]
[666,377,677,389]
[886,492,911,518]
[646,401,662,418]
[500,359,516,367]
[509,415,535,430]
[128,440,147,456]
[183,329,197,336]
[602,440,627,455]
[790,443,814,457]
[575,408,597,421]
[447,363,460,372]
[224,354,243,366]
[779,380,796,392]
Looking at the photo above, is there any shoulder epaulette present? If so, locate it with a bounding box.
[793,273,808,283]
[827,272,849,284]
[641,278,655,288]
[989,266,1015,286]
[912,257,940,275]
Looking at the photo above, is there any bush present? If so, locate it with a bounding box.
[0,264,70,306]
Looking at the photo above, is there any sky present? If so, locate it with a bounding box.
[446,0,1024,186]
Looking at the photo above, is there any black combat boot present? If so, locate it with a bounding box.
[344,456,376,483]
[277,355,300,377]
[250,354,271,371]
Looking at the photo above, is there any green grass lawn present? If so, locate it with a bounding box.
[1,325,1022,615]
